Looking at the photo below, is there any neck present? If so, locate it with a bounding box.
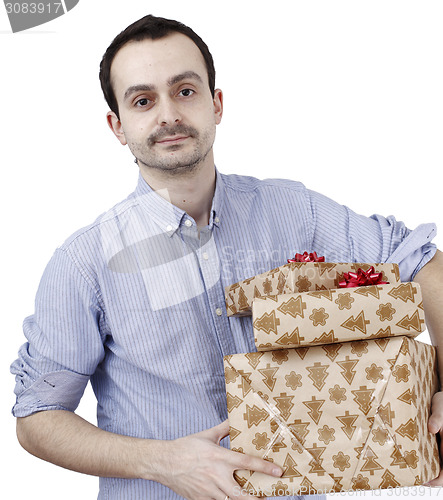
[139,159,216,228]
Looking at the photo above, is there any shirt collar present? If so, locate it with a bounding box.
[134,168,224,236]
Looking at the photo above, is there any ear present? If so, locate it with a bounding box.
[107,111,127,145]
[213,89,223,125]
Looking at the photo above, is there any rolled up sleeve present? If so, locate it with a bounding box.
[11,248,105,417]
[308,189,437,281]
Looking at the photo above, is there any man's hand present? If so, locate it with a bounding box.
[426,391,443,486]
[17,411,280,497]
[152,419,283,500]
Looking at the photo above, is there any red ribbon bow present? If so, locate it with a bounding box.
[338,266,389,288]
[288,251,325,263]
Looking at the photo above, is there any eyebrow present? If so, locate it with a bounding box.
[167,71,203,87]
[123,71,204,101]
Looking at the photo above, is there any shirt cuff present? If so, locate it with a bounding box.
[384,222,438,280]
[11,368,89,418]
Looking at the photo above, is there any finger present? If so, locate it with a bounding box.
[424,467,443,487]
[229,451,283,478]
[428,392,443,434]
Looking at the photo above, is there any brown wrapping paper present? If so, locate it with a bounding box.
[224,336,439,496]
[252,282,425,351]
[225,262,401,317]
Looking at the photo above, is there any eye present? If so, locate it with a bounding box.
[135,97,152,108]
[178,88,195,97]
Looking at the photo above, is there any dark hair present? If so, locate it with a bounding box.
[99,14,216,118]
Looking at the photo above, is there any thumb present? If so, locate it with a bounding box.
[429,391,443,434]
[428,414,441,434]
[200,419,230,443]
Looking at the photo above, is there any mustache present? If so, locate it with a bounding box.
[148,124,199,146]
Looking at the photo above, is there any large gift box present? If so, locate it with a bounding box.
[225,262,401,317]
[224,263,439,496]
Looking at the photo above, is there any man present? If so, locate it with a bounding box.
[11,13,443,500]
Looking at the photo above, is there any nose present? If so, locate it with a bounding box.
[157,97,182,126]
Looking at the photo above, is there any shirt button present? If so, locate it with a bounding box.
[166,225,173,231]
[184,220,192,227]
[214,216,220,223]
[215,308,223,316]
[202,252,209,260]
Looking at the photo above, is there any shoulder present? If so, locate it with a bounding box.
[58,190,140,256]
[220,172,307,195]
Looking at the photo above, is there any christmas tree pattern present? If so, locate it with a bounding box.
[379,470,400,489]
[238,287,249,311]
[307,362,329,390]
[243,404,269,428]
[387,282,418,303]
[303,396,325,424]
[253,310,280,334]
[351,386,375,415]
[306,443,327,475]
[396,418,418,441]
[396,311,425,332]
[341,311,370,334]
[359,447,383,475]
[245,352,264,369]
[389,445,408,469]
[226,392,243,412]
[337,356,358,385]
[282,453,302,479]
[336,411,359,440]
[273,392,295,420]
[277,295,307,318]
[258,364,278,391]
[288,419,310,445]
[276,327,305,347]
[397,388,417,407]
[322,342,342,361]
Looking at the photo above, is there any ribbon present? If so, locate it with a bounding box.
[338,266,389,288]
[288,251,325,263]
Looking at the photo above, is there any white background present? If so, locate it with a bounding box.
[1,1,442,498]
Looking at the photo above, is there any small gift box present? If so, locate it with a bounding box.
[252,282,426,351]
[225,262,401,317]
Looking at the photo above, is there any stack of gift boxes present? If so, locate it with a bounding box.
[224,255,440,497]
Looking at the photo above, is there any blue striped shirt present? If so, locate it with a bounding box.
[11,169,437,499]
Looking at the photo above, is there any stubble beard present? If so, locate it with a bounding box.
[130,124,214,178]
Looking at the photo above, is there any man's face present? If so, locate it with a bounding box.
[107,33,223,175]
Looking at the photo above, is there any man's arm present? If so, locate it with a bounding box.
[17,410,282,499]
[414,249,443,485]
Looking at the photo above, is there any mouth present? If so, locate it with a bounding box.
[156,135,190,145]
